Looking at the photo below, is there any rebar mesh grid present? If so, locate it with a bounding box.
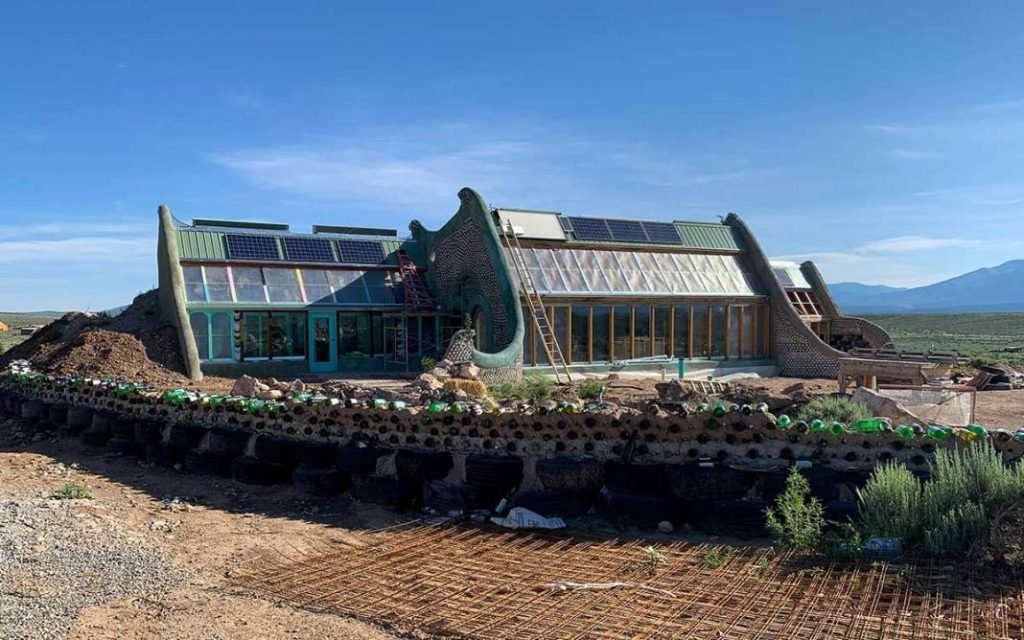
[233,523,1024,640]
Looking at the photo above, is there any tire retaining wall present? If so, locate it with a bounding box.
[4,377,1022,533]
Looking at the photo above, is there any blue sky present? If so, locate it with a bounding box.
[3,1,1024,310]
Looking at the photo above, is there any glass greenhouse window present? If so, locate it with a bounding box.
[269,312,306,357]
[674,305,691,358]
[692,305,710,358]
[364,271,397,304]
[301,269,334,304]
[210,313,232,360]
[634,306,651,357]
[232,267,267,303]
[242,313,269,359]
[742,305,755,358]
[728,306,741,358]
[592,306,611,362]
[204,266,232,302]
[613,306,631,359]
[264,268,303,303]
[710,305,726,358]
[190,312,210,360]
[551,306,569,363]
[183,266,206,302]
[653,305,671,357]
[571,306,589,363]
[329,270,369,304]
[510,248,758,296]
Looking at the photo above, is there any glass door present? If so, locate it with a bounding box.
[308,312,336,372]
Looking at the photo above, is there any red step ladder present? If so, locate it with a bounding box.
[396,250,435,310]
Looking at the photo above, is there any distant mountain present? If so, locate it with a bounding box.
[833,260,1024,313]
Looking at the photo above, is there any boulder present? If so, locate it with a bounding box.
[231,375,259,397]
[416,373,444,392]
[291,379,305,392]
[256,389,284,401]
[455,363,482,380]
[850,387,925,426]
[430,367,451,380]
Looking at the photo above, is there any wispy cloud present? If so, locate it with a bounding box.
[857,235,979,253]
[209,120,771,218]
[865,124,914,134]
[887,148,942,160]
[0,237,150,264]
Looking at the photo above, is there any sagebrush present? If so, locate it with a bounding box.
[765,467,825,550]
[797,396,871,424]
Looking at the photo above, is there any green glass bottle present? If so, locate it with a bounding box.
[713,403,727,418]
[966,424,988,440]
[927,425,952,442]
[427,401,446,414]
[829,421,846,436]
[810,419,825,433]
[851,418,887,433]
[776,414,792,429]
[696,403,710,413]
[896,424,916,439]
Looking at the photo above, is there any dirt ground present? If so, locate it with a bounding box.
[0,426,406,640]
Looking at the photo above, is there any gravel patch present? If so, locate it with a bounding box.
[0,498,189,640]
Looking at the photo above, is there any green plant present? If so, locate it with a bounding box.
[797,396,872,424]
[420,356,438,373]
[577,379,604,400]
[858,462,923,541]
[697,547,730,569]
[54,483,91,500]
[765,467,825,550]
[489,375,553,404]
[856,442,1024,557]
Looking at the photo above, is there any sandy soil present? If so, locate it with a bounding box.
[0,433,406,640]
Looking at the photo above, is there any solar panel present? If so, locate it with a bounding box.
[641,221,682,244]
[282,237,335,262]
[606,219,646,243]
[338,239,386,264]
[225,234,282,261]
[567,217,612,241]
[773,267,795,287]
[558,216,574,233]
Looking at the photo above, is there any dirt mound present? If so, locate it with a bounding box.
[0,290,194,388]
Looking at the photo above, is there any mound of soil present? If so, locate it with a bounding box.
[1,291,197,389]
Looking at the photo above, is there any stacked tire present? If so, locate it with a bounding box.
[232,434,298,486]
[466,455,523,510]
[342,443,402,507]
[599,461,680,528]
[293,441,347,496]
[518,457,605,519]
[666,464,761,537]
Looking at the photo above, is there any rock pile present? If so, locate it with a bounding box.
[415,358,488,400]
[230,375,306,400]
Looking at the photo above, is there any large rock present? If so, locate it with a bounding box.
[851,387,925,426]
[455,363,481,380]
[416,373,444,392]
[231,375,259,397]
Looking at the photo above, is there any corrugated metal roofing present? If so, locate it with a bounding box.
[675,222,744,252]
[177,229,227,260]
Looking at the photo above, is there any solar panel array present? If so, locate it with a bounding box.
[566,217,613,242]
[338,239,386,265]
[225,234,282,261]
[641,221,682,244]
[605,219,647,242]
[282,237,335,263]
[566,216,686,245]
[557,216,574,233]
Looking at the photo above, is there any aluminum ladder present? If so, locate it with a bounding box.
[499,220,571,383]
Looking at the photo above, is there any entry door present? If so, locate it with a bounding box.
[309,312,336,373]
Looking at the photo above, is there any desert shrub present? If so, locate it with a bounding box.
[857,442,1024,557]
[797,396,871,424]
[765,467,825,550]
[420,356,438,373]
[577,379,604,400]
[54,483,92,500]
[858,462,923,541]
[489,374,553,404]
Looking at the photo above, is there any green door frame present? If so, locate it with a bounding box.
[309,311,337,373]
